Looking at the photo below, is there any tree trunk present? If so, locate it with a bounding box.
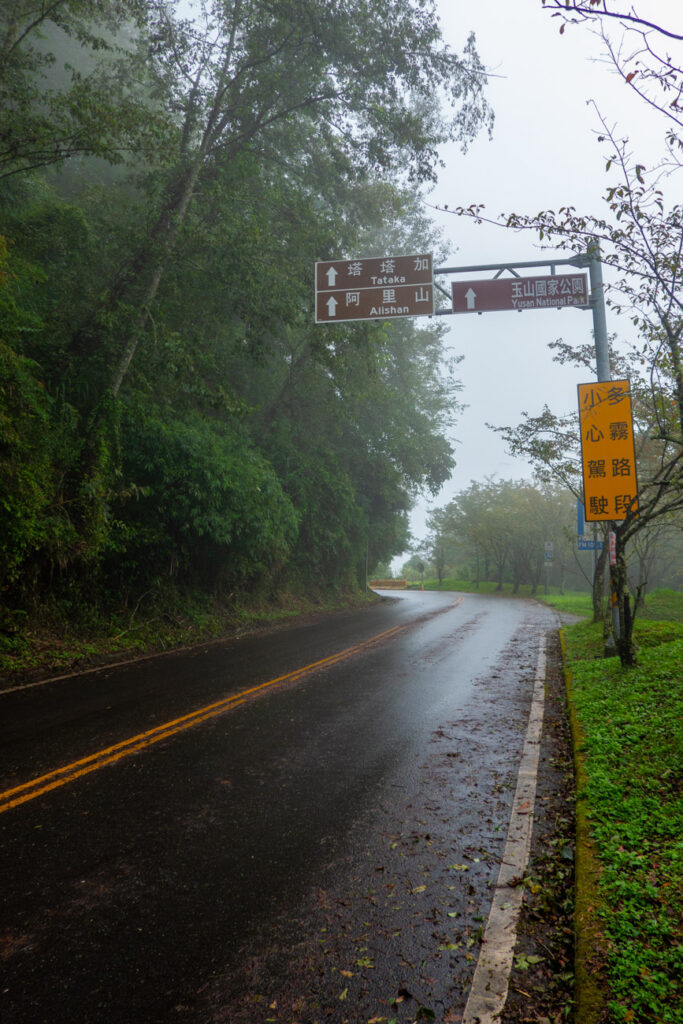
[110,159,202,397]
[592,540,608,623]
[255,335,316,437]
[63,154,204,559]
[613,535,637,667]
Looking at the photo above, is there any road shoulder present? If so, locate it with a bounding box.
[499,629,576,1024]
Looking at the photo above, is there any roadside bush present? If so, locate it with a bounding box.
[104,409,298,594]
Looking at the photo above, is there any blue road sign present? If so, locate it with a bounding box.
[577,538,603,551]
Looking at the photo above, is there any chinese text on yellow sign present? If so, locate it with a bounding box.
[578,380,638,522]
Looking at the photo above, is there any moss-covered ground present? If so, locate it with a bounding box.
[562,613,682,1023]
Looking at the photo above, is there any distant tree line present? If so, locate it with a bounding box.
[405,479,683,603]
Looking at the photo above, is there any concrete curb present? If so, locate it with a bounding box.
[462,635,547,1023]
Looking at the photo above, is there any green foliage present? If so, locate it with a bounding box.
[0,586,378,676]
[425,478,580,593]
[632,619,683,647]
[0,339,50,586]
[638,589,683,622]
[0,1,494,644]
[564,620,612,662]
[566,630,683,1023]
[536,592,593,617]
[0,1,170,179]
[563,609,683,663]
[0,234,83,599]
[106,408,298,592]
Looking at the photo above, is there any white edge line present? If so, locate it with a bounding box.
[462,635,547,1024]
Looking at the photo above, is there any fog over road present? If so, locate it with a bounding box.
[0,591,561,1023]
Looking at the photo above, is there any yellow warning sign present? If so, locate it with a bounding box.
[578,379,638,522]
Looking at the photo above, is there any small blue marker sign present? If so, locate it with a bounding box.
[578,538,603,552]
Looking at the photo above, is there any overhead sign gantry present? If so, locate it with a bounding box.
[314,246,628,644]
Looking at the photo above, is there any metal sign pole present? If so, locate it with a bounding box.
[588,247,611,384]
[588,245,620,645]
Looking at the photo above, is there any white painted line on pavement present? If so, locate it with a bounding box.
[462,635,547,1024]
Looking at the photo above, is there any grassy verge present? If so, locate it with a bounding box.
[408,577,593,606]
[636,588,683,622]
[536,592,593,618]
[410,581,683,626]
[407,577,547,596]
[534,588,683,626]
[0,588,378,685]
[562,619,682,1023]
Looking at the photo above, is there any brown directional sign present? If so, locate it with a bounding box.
[451,273,589,313]
[315,253,433,323]
[315,283,434,323]
[578,379,639,522]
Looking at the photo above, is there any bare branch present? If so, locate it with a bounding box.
[541,1,683,42]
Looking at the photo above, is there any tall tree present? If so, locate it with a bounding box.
[1,1,494,624]
[71,0,493,402]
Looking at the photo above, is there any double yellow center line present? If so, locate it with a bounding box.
[0,623,406,815]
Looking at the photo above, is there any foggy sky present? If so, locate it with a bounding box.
[401,0,682,552]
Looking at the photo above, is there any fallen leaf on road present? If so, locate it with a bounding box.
[393,987,413,1005]
[514,953,545,970]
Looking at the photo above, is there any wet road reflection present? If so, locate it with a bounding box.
[0,591,559,1023]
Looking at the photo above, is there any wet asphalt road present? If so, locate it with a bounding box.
[0,591,560,1023]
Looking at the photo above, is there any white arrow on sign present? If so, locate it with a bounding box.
[326,296,338,317]
[326,267,338,287]
[465,287,477,310]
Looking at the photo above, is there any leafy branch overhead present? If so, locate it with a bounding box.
[36,0,493,404]
[432,3,683,663]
